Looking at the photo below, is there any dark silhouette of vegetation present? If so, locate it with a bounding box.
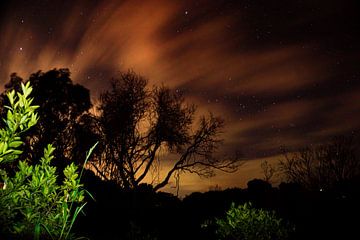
[0,68,238,191]
[247,178,272,194]
[1,68,359,240]
[279,134,360,192]
[0,69,92,172]
[76,172,360,240]
[261,160,276,183]
[88,71,238,190]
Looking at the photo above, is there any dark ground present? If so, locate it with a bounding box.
[76,171,360,240]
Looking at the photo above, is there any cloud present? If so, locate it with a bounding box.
[0,0,359,194]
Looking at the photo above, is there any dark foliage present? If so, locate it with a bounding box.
[88,70,239,190]
[279,134,360,192]
[73,175,360,240]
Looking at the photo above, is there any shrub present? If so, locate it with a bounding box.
[213,202,293,240]
[0,82,94,239]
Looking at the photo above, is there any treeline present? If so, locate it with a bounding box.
[76,173,360,240]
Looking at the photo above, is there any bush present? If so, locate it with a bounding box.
[0,82,93,239]
[213,202,293,240]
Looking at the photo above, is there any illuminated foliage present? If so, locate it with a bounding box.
[0,82,93,239]
[213,202,292,240]
[0,82,38,164]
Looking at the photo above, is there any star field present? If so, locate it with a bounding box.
[0,0,359,194]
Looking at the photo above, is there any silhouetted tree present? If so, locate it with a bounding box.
[0,69,92,171]
[247,178,272,194]
[260,159,276,183]
[89,71,238,191]
[279,134,360,191]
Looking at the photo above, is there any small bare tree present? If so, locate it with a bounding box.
[279,134,360,191]
[261,160,276,183]
[89,71,238,191]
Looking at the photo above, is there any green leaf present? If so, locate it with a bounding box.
[2,142,8,154]
[9,140,23,148]
[11,149,23,155]
[7,90,16,106]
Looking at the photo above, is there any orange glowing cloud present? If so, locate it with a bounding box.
[0,0,359,195]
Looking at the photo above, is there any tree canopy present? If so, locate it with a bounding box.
[0,68,92,172]
[89,71,238,191]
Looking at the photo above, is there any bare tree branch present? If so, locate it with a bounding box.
[90,71,241,190]
[279,134,360,191]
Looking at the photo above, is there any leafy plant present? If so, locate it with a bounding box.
[205,202,293,240]
[0,81,38,164]
[0,82,95,239]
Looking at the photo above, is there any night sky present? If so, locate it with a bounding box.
[0,0,359,195]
